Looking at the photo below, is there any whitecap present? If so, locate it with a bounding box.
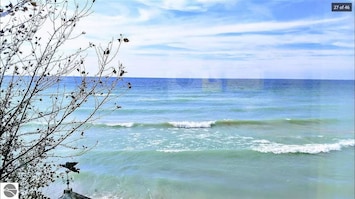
[252,139,355,154]
[252,139,270,144]
[168,121,216,128]
[105,122,134,128]
[157,149,192,153]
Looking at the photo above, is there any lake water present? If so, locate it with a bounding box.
[44,78,354,199]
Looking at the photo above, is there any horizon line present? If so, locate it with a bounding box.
[3,75,355,81]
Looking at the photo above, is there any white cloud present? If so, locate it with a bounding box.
[42,0,355,79]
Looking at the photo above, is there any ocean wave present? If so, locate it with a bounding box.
[168,121,216,128]
[93,122,135,128]
[89,118,336,129]
[251,139,355,154]
[157,149,196,153]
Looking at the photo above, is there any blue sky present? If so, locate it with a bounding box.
[14,0,355,79]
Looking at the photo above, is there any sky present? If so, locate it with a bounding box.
[3,0,355,79]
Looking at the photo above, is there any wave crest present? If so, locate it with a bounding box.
[168,121,216,128]
[89,118,337,129]
[252,139,355,154]
[94,122,135,128]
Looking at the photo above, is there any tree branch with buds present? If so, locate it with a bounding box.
[0,0,130,197]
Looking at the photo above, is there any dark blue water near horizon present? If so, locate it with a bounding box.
[123,77,354,90]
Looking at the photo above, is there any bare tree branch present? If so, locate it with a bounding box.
[0,0,130,197]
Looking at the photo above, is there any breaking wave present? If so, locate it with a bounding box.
[168,121,215,128]
[251,139,355,154]
[89,118,335,129]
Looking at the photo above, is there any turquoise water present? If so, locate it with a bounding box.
[44,78,354,198]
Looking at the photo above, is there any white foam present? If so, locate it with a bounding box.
[105,122,134,128]
[157,149,192,153]
[252,139,270,144]
[252,139,355,154]
[169,121,215,128]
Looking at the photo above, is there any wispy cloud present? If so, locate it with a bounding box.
[74,0,354,79]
